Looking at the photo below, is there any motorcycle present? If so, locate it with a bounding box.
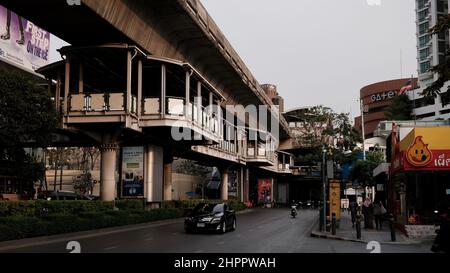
[290,205,298,218]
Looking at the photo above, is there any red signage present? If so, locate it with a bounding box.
[391,150,450,172]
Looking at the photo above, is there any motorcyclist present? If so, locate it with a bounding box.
[290,200,298,218]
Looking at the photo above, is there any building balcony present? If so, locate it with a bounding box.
[245,129,277,166]
[37,44,225,142]
[277,151,294,174]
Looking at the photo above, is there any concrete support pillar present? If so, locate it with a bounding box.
[400,191,407,223]
[185,71,190,117]
[163,149,173,201]
[220,167,229,201]
[239,166,244,202]
[144,145,163,202]
[137,60,143,118]
[63,58,70,115]
[244,168,250,203]
[271,178,276,204]
[79,63,84,94]
[100,143,118,201]
[126,51,132,114]
[161,64,167,118]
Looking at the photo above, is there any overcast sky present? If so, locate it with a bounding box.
[201,0,417,120]
[50,0,417,121]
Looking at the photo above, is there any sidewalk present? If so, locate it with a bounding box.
[311,211,429,245]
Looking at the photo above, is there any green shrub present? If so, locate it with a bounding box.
[115,199,145,210]
[0,224,22,242]
[35,200,114,217]
[0,201,36,217]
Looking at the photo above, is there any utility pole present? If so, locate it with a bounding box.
[360,99,366,161]
[322,146,327,232]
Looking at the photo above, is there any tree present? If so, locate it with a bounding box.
[0,68,58,193]
[422,14,450,106]
[349,151,385,186]
[0,68,58,148]
[288,106,361,166]
[384,93,413,120]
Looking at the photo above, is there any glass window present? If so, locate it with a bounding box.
[420,61,430,73]
[419,35,430,47]
[419,22,429,35]
[418,9,429,21]
[419,47,430,60]
[418,0,427,10]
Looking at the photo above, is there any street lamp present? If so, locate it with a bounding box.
[322,146,327,232]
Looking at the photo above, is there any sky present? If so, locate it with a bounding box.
[200,0,417,121]
[49,0,417,122]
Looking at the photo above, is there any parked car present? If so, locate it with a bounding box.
[37,190,95,201]
[184,203,236,234]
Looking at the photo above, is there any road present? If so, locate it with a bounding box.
[1,209,432,253]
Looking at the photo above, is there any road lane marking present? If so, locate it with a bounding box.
[104,246,118,251]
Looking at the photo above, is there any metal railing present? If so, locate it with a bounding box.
[69,93,126,112]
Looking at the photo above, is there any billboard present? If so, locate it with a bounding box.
[121,147,144,198]
[0,5,50,72]
[257,179,272,204]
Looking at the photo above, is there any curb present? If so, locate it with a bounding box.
[310,230,431,245]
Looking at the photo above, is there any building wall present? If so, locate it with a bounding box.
[261,84,285,113]
[355,78,418,138]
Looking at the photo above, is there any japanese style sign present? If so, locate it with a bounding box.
[0,5,50,72]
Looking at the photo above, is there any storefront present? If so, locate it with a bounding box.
[390,126,450,225]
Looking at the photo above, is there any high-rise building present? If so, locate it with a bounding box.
[410,0,450,120]
[415,0,449,86]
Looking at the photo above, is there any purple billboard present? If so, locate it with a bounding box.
[0,5,50,72]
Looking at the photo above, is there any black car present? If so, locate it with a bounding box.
[37,190,96,201]
[184,203,236,234]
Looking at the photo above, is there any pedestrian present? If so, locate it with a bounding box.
[373,200,386,230]
[349,200,358,228]
[362,197,374,229]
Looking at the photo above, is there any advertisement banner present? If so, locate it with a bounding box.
[257,179,272,204]
[0,5,50,71]
[121,147,144,198]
